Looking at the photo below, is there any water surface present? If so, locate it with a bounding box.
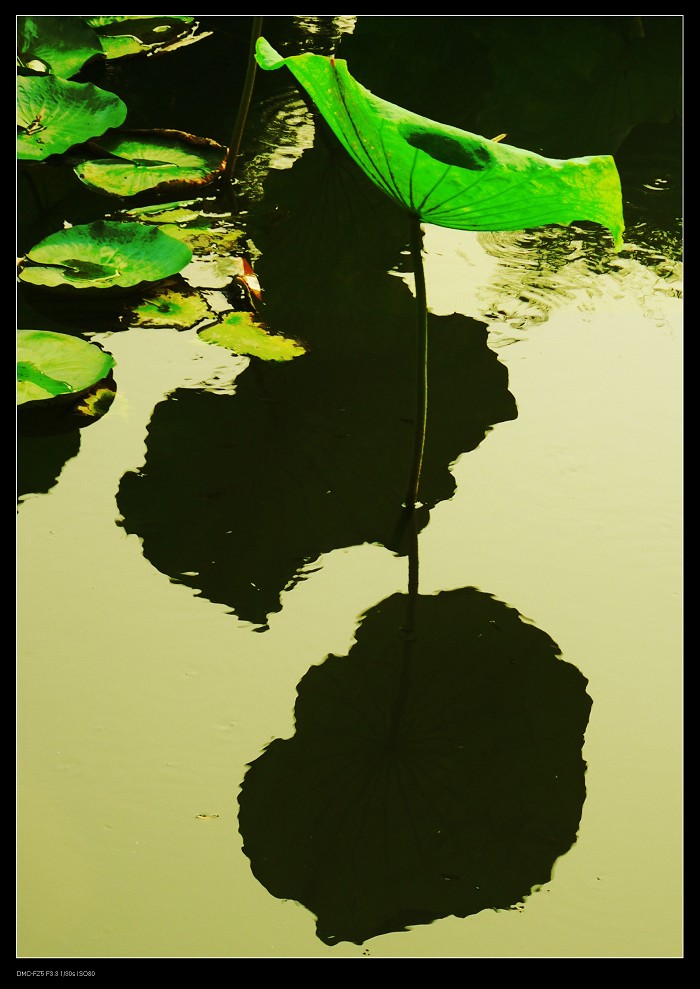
[17,14,682,960]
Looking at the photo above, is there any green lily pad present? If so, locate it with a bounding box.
[18,220,193,290]
[85,16,206,60]
[255,38,625,249]
[17,75,127,162]
[198,312,306,361]
[17,330,116,406]
[74,130,227,196]
[17,15,104,78]
[131,287,216,329]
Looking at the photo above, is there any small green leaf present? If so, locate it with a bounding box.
[198,312,306,361]
[17,330,116,406]
[75,386,116,419]
[131,288,216,329]
[255,38,625,249]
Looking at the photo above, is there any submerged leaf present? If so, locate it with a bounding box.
[17,330,115,405]
[255,38,625,249]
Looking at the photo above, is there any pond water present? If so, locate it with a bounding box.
[17,16,683,960]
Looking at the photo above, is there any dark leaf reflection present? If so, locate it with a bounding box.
[17,426,80,504]
[116,134,517,626]
[238,582,592,945]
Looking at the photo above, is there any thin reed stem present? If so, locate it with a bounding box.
[224,16,264,184]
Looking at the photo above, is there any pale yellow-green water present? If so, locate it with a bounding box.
[17,227,682,958]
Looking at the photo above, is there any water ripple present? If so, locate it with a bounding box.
[463,222,681,347]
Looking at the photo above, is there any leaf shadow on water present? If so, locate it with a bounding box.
[116,135,518,627]
[17,425,81,504]
[237,580,593,945]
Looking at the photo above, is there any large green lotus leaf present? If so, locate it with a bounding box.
[19,220,193,290]
[17,15,104,77]
[17,330,115,405]
[17,75,127,162]
[74,130,226,196]
[255,38,625,249]
[85,16,204,60]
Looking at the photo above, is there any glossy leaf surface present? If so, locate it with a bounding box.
[74,131,226,197]
[198,312,306,361]
[17,15,103,77]
[19,220,192,290]
[255,38,625,248]
[17,75,127,161]
[131,287,216,329]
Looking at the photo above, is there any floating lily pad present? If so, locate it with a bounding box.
[131,287,216,329]
[17,75,127,162]
[198,312,306,361]
[17,15,104,77]
[17,330,116,406]
[74,130,227,196]
[84,16,206,60]
[18,220,193,291]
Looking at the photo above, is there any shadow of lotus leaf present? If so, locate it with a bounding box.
[238,587,592,944]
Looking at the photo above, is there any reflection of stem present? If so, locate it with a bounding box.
[388,508,419,738]
[224,16,264,184]
[405,508,419,630]
[389,214,427,736]
[405,213,428,510]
